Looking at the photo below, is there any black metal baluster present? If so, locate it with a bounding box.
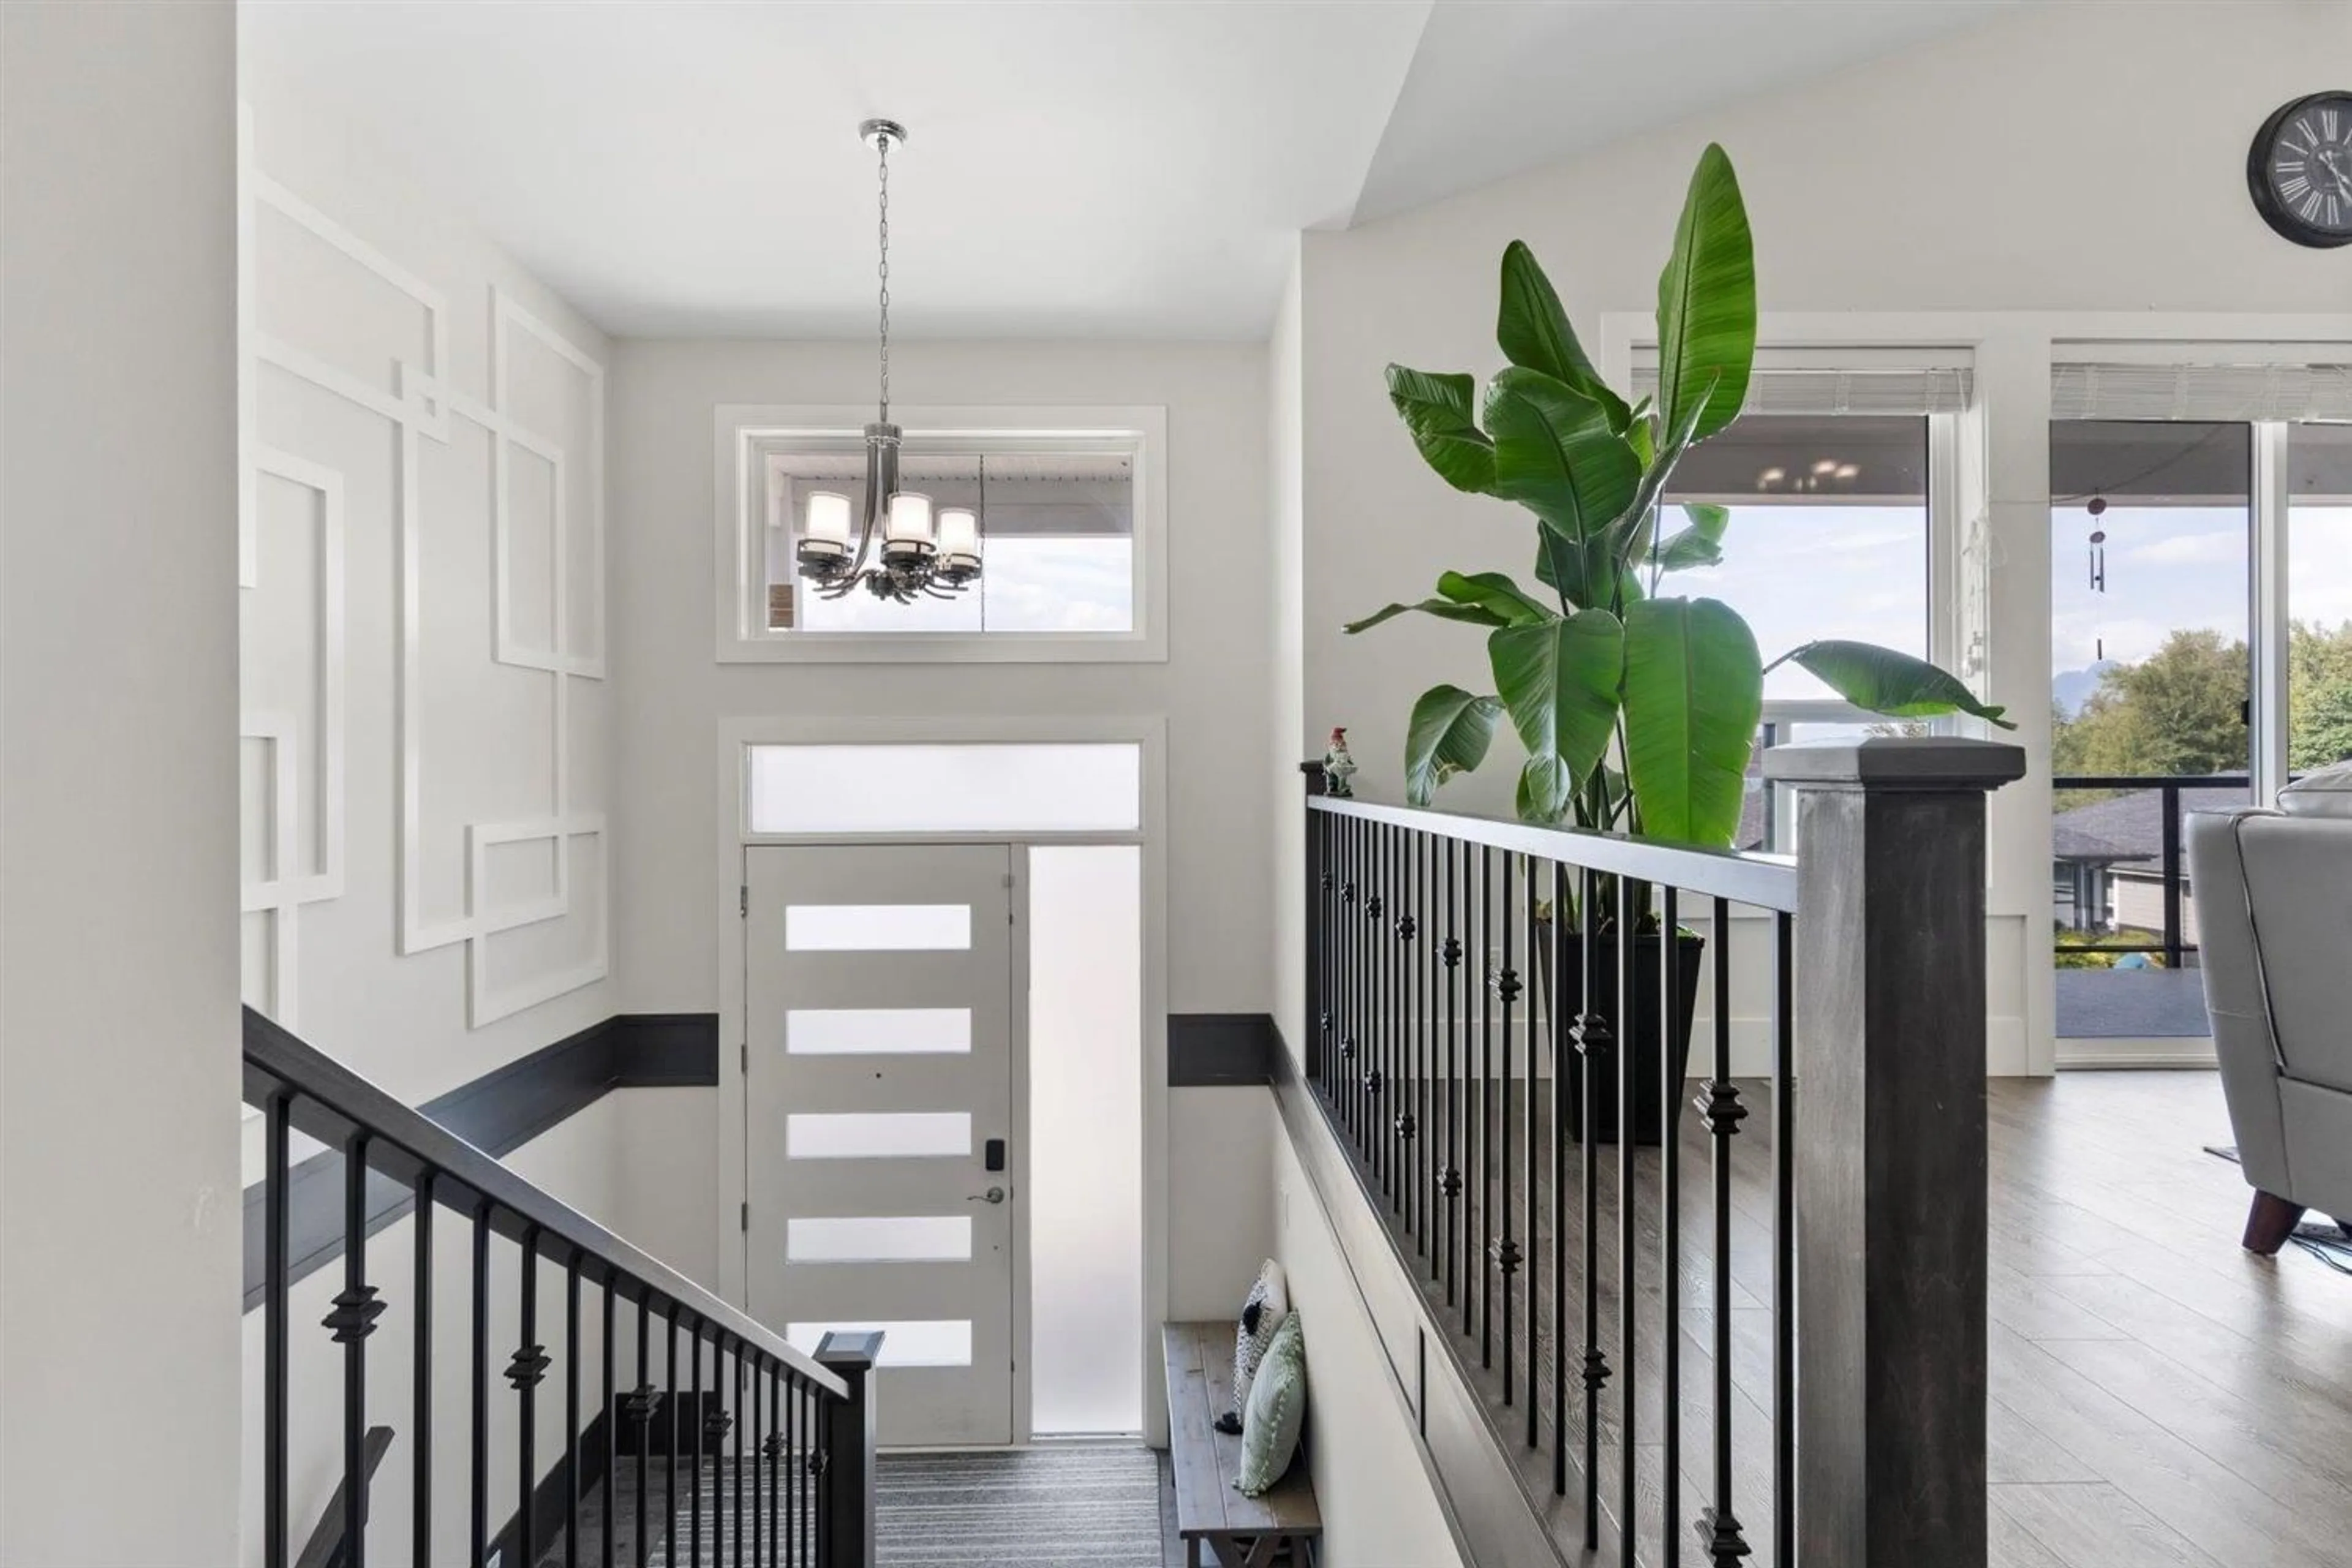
[413,1173,434,1568]
[691,1323,705,1568]
[812,1397,829,1553]
[1497,853,1518,1407]
[1659,886,1682,1567]
[750,1354,764,1568]
[1618,872,1639,1568]
[710,1337,729,1568]
[734,1343,747,1566]
[602,1278,616,1568]
[1313,809,1330,1093]
[668,1311,680,1568]
[767,1362,784,1568]
[1479,845,1494,1366]
[1523,858,1539,1442]
[1575,865,1607,1533]
[1340,819,1358,1141]
[567,1259,582,1568]
[1698,897,1749,1564]
[329,1132,382,1568]
[264,1091,290,1568]
[1773,910,1796,1568]
[1398,827,1421,1235]
[782,1370,796,1568]
[511,1226,546,1568]
[1372,824,1390,1199]
[471,1202,491,1568]
[1342,816,1357,1142]
[1444,839,1464,1320]
[1551,861,1570,1496]
[634,1294,654,1568]
[1420,829,1435,1266]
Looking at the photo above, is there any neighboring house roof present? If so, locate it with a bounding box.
[2049,786,2250,864]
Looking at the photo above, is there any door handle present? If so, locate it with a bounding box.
[968,1186,1006,1205]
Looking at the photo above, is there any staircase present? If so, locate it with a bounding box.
[244,1007,879,1568]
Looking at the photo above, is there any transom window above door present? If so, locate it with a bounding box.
[715,407,1167,663]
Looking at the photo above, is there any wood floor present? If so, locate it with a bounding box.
[1316,1068,2352,1568]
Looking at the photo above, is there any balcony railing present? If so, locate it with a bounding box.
[1301,736,2022,1567]
[244,1007,879,1568]
[2051,772,2251,968]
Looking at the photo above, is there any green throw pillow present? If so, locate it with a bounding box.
[1236,1310,1306,1496]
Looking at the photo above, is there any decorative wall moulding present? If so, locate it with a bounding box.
[238,101,609,1033]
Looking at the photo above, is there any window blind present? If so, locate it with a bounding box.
[2051,362,2352,423]
[1630,364,1972,417]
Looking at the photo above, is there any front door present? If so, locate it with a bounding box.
[744,843,1016,1446]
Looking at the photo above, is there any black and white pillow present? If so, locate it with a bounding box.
[1219,1259,1290,1434]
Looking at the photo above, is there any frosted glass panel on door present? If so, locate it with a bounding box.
[787,1216,973,1263]
[787,1319,974,1368]
[787,1112,971,1160]
[748,743,1141,834]
[787,1008,973,1055]
[783,904,971,952]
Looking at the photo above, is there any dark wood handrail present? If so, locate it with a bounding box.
[1308,793,1800,913]
[241,1006,847,1401]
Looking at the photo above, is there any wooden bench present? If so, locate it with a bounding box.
[1163,1321,1322,1568]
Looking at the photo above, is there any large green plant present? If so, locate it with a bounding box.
[1351,145,2010,846]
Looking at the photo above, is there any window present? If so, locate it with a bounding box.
[1662,413,1932,703]
[1640,356,1971,853]
[717,407,1166,663]
[746,742,1142,835]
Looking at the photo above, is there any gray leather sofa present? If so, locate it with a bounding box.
[2187,764,2352,1254]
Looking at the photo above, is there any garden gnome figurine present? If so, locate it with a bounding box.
[1323,726,1358,798]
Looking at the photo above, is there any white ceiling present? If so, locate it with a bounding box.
[240,0,2022,340]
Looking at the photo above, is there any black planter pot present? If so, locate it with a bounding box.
[1557,928,1706,1147]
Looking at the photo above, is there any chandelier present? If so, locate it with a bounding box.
[795,119,982,604]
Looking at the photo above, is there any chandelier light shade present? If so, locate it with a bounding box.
[794,118,984,604]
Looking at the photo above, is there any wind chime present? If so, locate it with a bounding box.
[2086,494,2109,661]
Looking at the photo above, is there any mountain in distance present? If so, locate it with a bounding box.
[2052,660,2119,718]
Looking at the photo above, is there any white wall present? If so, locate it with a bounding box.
[1289,0,2352,1075]
[611,337,1273,1017]
[235,1101,630,1567]
[608,339,1278,1313]
[1271,247,1310,1062]
[1,4,244,1562]
[237,77,617,1107]
[1272,1125,1465,1568]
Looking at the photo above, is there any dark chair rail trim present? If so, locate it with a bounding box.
[1168,1012,1280,1086]
[246,1006,1270,1306]
[240,1013,718,1311]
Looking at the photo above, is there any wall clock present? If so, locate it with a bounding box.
[2249,90,2352,248]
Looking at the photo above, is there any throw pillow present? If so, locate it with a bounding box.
[1236,1310,1306,1497]
[2280,759,2352,819]
[1223,1259,1289,1433]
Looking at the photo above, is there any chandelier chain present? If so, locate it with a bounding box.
[876,132,891,421]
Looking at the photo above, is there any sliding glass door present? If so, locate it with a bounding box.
[2047,369,2352,1046]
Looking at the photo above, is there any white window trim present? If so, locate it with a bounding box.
[712,403,1169,665]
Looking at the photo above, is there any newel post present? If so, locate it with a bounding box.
[1761,736,2025,1568]
[816,1330,883,1568]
